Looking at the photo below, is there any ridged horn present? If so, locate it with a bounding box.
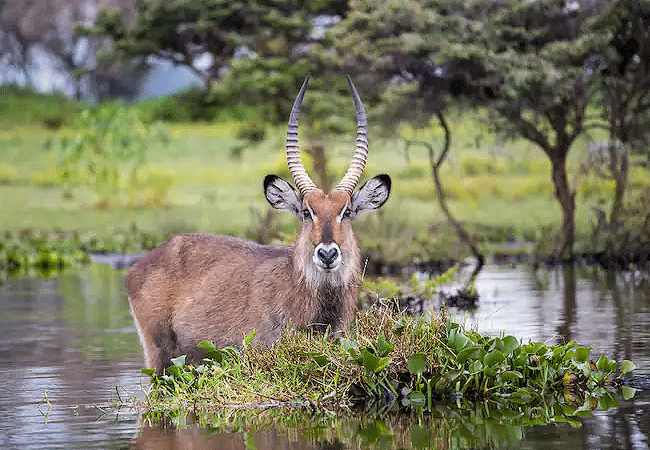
[336,76,368,195]
[286,77,317,197]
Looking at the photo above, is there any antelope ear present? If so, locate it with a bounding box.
[264,175,302,219]
[349,174,391,219]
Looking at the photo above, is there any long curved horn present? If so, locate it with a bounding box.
[335,76,368,195]
[286,77,317,197]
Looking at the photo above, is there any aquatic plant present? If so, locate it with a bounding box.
[142,306,635,415]
[0,226,163,273]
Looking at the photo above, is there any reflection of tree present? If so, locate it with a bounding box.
[556,265,577,345]
[604,270,633,367]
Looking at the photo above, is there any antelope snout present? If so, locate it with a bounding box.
[314,243,341,270]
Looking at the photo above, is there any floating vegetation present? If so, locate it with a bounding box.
[0,226,163,273]
[142,306,635,416]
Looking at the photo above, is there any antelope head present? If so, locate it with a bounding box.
[264,77,391,277]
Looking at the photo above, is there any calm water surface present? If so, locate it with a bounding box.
[0,263,648,449]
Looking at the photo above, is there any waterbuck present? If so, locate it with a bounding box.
[126,77,391,372]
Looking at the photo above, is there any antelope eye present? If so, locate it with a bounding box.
[342,207,351,219]
[302,209,312,220]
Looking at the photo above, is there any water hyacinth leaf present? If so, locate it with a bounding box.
[563,370,577,386]
[448,328,470,353]
[622,386,636,400]
[509,387,536,403]
[167,365,182,377]
[574,346,590,363]
[361,348,391,373]
[361,348,379,372]
[621,360,636,374]
[434,377,447,393]
[456,346,485,364]
[181,372,194,383]
[141,368,156,377]
[598,392,618,411]
[171,355,186,367]
[501,335,520,355]
[197,340,224,362]
[408,353,427,376]
[483,350,505,368]
[376,357,392,373]
[498,371,523,383]
[196,340,216,352]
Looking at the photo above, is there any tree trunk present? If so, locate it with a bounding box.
[609,151,628,225]
[550,154,575,259]
[306,141,331,191]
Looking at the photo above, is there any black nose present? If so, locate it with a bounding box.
[317,247,339,266]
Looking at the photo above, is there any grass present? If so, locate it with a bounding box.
[0,90,648,266]
[141,305,635,415]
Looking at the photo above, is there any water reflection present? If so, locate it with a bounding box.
[0,264,648,449]
[0,265,144,450]
[129,393,650,450]
[462,265,650,378]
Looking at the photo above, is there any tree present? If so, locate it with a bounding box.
[587,0,650,225]
[437,0,602,259]
[325,0,486,281]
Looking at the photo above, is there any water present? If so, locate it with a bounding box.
[0,263,648,449]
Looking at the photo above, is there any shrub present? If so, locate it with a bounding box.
[0,85,83,128]
[56,107,170,208]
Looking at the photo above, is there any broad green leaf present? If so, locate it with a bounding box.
[598,392,618,411]
[469,360,483,374]
[498,371,524,382]
[501,335,520,355]
[362,348,392,373]
[509,387,536,403]
[621,360,636,374]
[375,356,392,373]
[171,355,186,367]
[408,353,427,376]
[196,340,216,351]
[574,346,590,363]
[457,346,485,364]
[483,350,505,367]
[449,328,470,353]
[596,354,616,372]
[622,386,636,400]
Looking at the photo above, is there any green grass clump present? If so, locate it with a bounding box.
[0,226,164,273]
[0,85,84,129]
[142,306,635,414]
